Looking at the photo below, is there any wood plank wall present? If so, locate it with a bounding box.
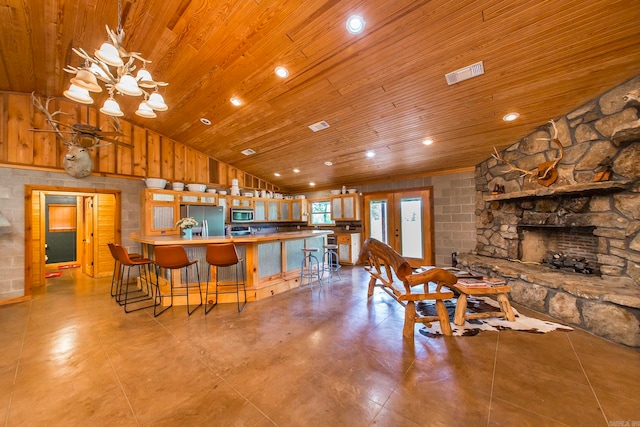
[0,92,279,191]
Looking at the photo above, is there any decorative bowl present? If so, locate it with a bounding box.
[187,183,207,192]
[218,190,227,195]
[330,189,341,195]
[143,178,167,189]
[348,189,357,194]
[206,189,217,194]
[243,192,254,197]
[172,182,185,191]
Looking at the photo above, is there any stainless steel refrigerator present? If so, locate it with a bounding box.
[179,205,225,236]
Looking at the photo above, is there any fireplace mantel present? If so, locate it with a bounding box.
[484,180,633,202]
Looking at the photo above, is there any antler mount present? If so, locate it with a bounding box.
[492,120,564,187]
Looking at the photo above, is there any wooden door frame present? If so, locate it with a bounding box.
[363,187,435,268]
[25,185,121,296]
[82,195,97,276]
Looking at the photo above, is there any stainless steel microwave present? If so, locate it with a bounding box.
[230,208,254,223]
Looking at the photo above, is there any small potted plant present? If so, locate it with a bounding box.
[175,217,198,239]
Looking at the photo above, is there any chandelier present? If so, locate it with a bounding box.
[63,0,168,119]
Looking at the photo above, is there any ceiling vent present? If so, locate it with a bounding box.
[445,61,484,85]
[308,120,330,132]
[241,148,256,156]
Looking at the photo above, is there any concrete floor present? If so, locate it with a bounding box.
[1,266,639,426]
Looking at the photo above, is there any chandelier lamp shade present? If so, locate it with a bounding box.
[63,1,168,119]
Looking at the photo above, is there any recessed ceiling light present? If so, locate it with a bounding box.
[200,118,211,125]
[346,15,365,34]
[422,138,434,145]
[241,148,256,156]
[309,182,316,187]
[230,97,242,106]
[275,66,289,78]
[365,150,375,158]
[293,168,300,173]
[503,112,520,122]
[274,172,281,177]
[324,161,333,166]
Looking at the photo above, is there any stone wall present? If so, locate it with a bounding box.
[465,74,640,347]
[475,75,640,287]
[0,167,144,301]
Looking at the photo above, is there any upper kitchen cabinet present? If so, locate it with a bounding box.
[254,199,266,221]
[291,199,307,222]
[267,200,279,222]
[227,196,253,208]
[330,194,360,221]
[141,189,180,236]
[179,192,217,205]
[279,200,291,222]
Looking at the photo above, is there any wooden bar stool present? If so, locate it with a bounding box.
[154,245,202,316]
[300,247,322,288]
[205,243,247,313]
[111,244,156,313]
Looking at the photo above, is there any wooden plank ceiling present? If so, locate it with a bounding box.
[1,0,639,192]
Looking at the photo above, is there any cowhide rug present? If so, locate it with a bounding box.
[416,296,573,337]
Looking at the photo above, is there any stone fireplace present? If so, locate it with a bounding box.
[458,75,640,347]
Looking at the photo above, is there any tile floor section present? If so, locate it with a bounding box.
[1,266,639,426]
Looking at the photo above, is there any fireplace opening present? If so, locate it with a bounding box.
[518,226,600,275]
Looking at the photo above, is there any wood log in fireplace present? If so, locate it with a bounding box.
[542,251,595,274]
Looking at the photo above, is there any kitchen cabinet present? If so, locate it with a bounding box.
[179,192,217,205]
[279,200,291,221]
[254,200,266,222]
[141,189,180,235]
[336,232,361,265]
[267,201,279,221]
[228,196,253,208]
[250,198,296,222]
[291,199,307,221]
[330,194,360,221]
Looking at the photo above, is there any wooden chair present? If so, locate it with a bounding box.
[357,238,457,337]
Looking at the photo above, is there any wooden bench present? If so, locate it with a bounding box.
[357,238,458,337]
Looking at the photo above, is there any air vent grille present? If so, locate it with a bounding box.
[445,61,484,85]
[308,120,330,132]
[241,148,256,156]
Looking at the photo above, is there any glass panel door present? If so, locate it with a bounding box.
[399,197,423,259]
[368,199,389,244]
[364,189,434,268]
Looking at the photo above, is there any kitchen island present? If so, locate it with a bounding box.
[131,230,331,306]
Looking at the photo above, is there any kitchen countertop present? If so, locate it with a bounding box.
[131,229,331,245]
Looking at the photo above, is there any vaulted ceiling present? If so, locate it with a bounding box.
[2,0,639,191]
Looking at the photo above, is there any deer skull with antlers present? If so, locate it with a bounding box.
[31,93,119,178]
[492,120,564,187]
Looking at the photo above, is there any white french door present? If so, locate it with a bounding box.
[363,189,435,268]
